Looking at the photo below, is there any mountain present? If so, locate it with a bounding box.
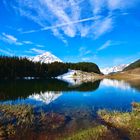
[124,59,140,71]
[106,59,140,82]
[29,52,62,64]
[101,64,129,75]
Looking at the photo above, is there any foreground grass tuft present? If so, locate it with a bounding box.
[0,104,66,139]
[1,103,140,140]
[62,125,107,140]
[98,102,140,140]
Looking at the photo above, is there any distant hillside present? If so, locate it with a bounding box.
[107,67,140,82]
[124,59,140,71]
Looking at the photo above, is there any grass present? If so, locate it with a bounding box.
[61,125,110,140]
[106,68,140,82]
[98,102,140,140]
[1,103,140,139]
[0,104,35,139]
[0,104,66,139]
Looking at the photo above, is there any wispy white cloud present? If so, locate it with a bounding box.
[0,33,45,49]
[82,57,91,61]
[35,44,45,48]
[98,40,126,51]
[22,16,97,34]
[78,46,98,62]
[0,33,23,45]
[3,33,17,42]
[90,0,106,15]
[107,0,138,10]
[6,0,139,41]
[30,48,46,54]
[79,47,92,57]
[98,40,112,51]
[93,16,113,39]
[81,55,98,62]
[51,28,68,45]
[0,48,13,56]
[22,41,33,44]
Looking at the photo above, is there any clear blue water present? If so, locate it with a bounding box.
[0,79,140,115]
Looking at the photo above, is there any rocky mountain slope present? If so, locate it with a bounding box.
[101,64,129,75]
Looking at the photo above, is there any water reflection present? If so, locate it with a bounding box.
[101,79,132,90]
[128,80,140,91]
[29,91,62,105]
[0,79,100,101]
[101,79,140,92]
[0,79,140,110]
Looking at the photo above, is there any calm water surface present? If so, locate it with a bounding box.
[0,79,140,139]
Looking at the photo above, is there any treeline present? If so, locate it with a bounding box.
[0,56,67,79]
[0,56,101,79]
[67,62,101,73]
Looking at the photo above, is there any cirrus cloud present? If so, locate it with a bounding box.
[4,0,139,41]
[0,33,23,45]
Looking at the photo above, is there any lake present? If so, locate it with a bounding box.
[0,79,140,139]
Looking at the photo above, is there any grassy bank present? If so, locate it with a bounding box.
[1,103,140,140]
[62,125,110,140]
[98,102,140,140]
[0,105,34,139]
[106,68,140,82]
[0,104,66,139]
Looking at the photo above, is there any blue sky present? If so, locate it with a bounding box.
[0,0,140,68]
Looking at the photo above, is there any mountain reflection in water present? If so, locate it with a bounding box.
[0,79,140,109]
[0,79,140,111]
[101,79,132,90]
[0,79,100,101]
[29,91,62,105]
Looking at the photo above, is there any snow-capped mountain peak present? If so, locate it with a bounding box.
[101,64,129,75]
[29,52,62,64]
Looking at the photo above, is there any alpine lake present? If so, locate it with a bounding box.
[0,78,140,140]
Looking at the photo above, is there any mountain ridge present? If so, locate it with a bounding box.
[101,64,129,75]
